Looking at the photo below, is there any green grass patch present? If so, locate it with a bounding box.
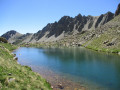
[0,42,52,90]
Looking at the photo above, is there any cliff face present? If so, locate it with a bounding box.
[115,3,120,16]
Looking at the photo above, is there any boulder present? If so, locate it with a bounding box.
[13,57,18,60]
[103,40,109,44]
[57,83,64,89]
[107,43,114,46]
[8,78,15,82]
[118,52,120,55]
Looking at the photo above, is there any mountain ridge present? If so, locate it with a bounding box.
[1,11,114,44]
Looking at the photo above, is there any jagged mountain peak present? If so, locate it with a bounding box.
[95,11,114,28]
[60,16,72,20]
[58,16,73,24]
[4,30,17,35]
[74,14,83,20]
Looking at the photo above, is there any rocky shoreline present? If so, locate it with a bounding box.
[27,65,108,90]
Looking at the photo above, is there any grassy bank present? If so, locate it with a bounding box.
[0,43,52,90]
[20,40,120,55]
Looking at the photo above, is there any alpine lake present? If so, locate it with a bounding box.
[13,47,120,90]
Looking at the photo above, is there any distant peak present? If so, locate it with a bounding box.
[8,30,17,33]
[77,14,82,17]
[1,30,22,40]
[75,14,82,18]
[4,30,18,35]
[106,11,113,15]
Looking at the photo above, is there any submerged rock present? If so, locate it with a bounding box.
[13,57,18,60]
[57,83,64,89]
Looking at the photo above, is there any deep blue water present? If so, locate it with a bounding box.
[14,47,120,90]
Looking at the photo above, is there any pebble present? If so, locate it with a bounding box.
[8,73,12,76]
[118,52,120,55]
[8,78,15,82]
[57,83,64,89]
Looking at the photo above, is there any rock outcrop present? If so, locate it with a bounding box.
[115,3,120,16]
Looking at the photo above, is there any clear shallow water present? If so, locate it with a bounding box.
[14,47,120,90]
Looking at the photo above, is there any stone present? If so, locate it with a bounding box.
[8,73,12,76]
[13,57,18,60]
[106,43,114,46]
[57,83,64,89]
[8,78,15,83]
[103,40,109,44]
[51,86,54,89]
[13,54,16,57]
[118,52,120,55]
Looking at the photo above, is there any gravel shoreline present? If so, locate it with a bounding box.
[30,65,109,90]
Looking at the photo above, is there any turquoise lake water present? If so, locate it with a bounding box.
[14,47,120,90]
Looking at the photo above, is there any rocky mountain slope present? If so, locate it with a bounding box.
[1,30,23,43]
[1,12,114,44]
[13,33,33,44]
[30,12,114,42]
[56,14,120,53]
[1,30,33,44]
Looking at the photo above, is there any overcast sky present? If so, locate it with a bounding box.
[0,0,119,35]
